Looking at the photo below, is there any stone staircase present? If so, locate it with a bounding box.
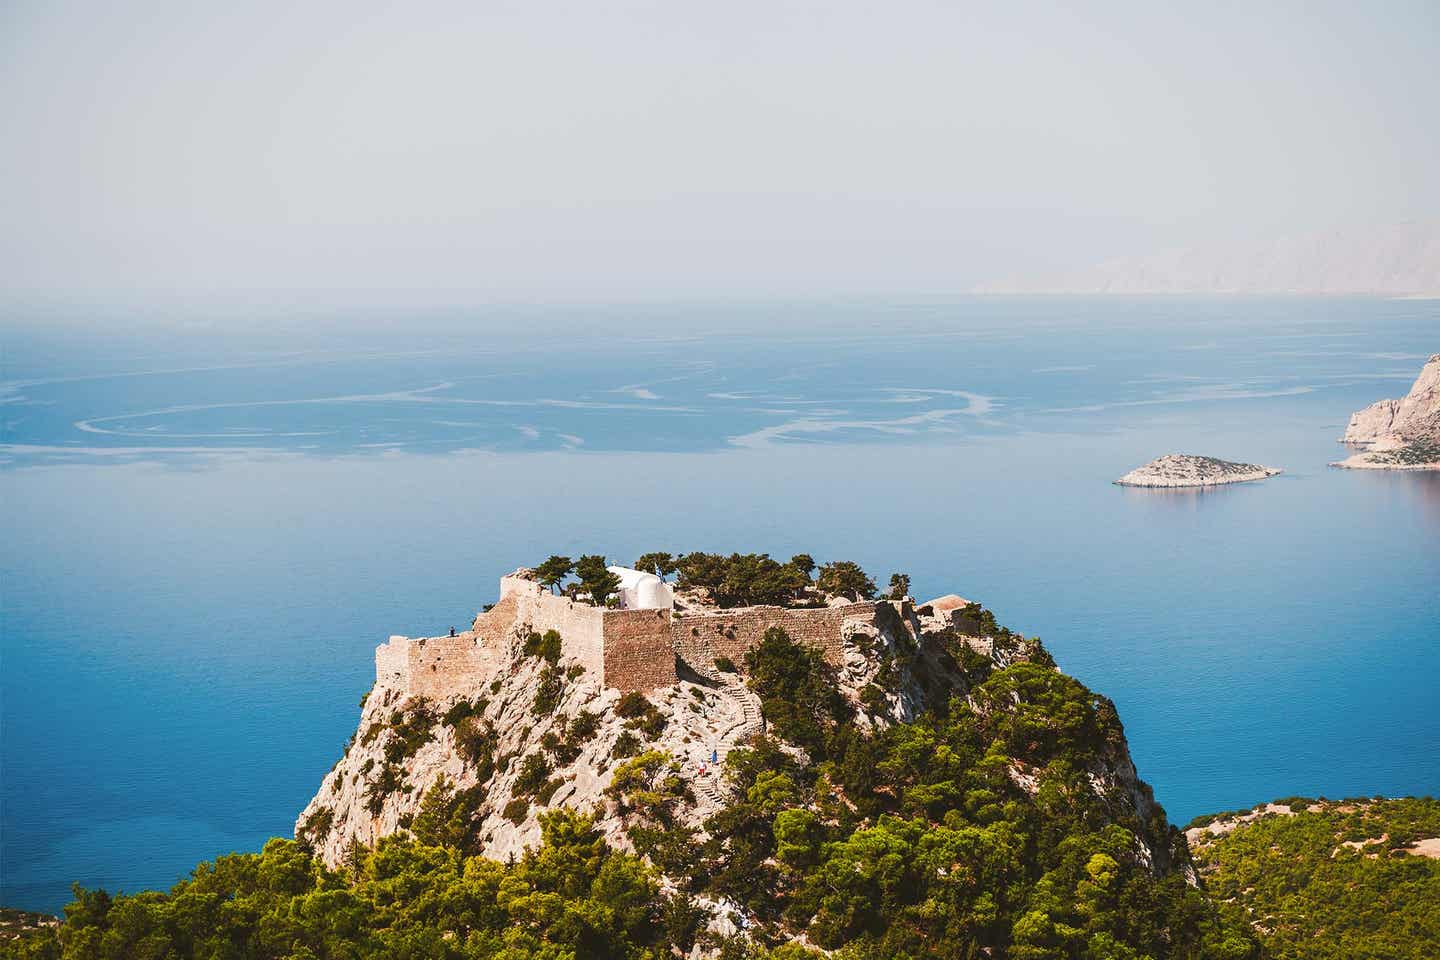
[674,636,765,809]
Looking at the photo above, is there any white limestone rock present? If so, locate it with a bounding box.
[1335,354,1440,469]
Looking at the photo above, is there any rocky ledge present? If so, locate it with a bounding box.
[1115,453,1282,488]
[1334,353,1440,470]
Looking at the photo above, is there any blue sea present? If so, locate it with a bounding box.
[3,297,1437,912]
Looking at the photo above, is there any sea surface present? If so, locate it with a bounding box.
[2,297,1437,912]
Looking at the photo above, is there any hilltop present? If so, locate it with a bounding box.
[3,553,1260,959]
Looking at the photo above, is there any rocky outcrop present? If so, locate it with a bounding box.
[1335,354,1440,470]
[1115,454,1281,488]
[296,583,1182,900]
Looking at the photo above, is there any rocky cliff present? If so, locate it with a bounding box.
[297,586,1185,900]
[1336,354,1440,469]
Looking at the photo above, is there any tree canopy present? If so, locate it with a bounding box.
[574,555,621,606]
[815,561,876,601]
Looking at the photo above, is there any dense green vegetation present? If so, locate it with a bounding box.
[677,627,1256,959]
[535,550,904,611]
[1189,798,1440,960]
[674,552,811,607]
[1,813,716,960]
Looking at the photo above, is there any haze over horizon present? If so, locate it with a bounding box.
[3,1,1438,313]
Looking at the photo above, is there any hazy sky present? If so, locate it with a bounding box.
[3,0,1437,309]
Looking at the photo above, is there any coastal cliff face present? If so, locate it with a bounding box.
[1338,354,1440,469]
[297,584,1189,920]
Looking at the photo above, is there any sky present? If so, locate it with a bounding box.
[2,0,1438,311]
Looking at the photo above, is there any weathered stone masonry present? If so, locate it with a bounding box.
[374,574,894,697]
[670,602,880,668]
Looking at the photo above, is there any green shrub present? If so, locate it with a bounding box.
[502,798,530,825]
[514,752,553,796]
[532,664,565,716]
[524,629,563,664]
[815,560,876,601]
[676,552,808,607]
[613,731,642,759]
[454,718,497,780]
[616,691,651,718]
[299,806,334,843]
[714,656,737,673]
[570,709,600,741]
[535,778,565,805]
[443,698,483,727]
[382,702,436,763]
[744,626,851,757]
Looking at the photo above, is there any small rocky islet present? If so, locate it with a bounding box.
[1114,453,1282,488]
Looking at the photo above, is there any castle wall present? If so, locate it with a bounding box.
[519,592,608,678]
[377,578,883,700]
[375,636,410,689]
[405,634,493,700]
[672,601,882,668]
[601,608,677,692]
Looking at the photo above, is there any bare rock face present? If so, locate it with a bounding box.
[1342,398,1401,445]
[1336,354,1440,470]
[1115,454,1281,488]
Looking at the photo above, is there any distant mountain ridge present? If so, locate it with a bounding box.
[977,221,1440,295]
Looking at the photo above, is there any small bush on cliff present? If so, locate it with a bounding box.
[298,805,334,845]
[441,697,484,727]
[523,628,562,664]
[364,763,405,815]
[616,691,651,718]
[613,730,642,759]
[569,708,600,742]
[453,718,497,780]
[502,797,530,825]
[382,702,436,763]
[532,663,567,716]
[514,752,553,796]
[714,656,737,673]
[607,750,689,824]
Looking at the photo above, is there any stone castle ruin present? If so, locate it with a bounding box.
[375,566,959,697]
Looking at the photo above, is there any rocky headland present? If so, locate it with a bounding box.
[6,554,1279,957]
[285,556,1215,955]
[1115,453,1282,488]
[298,571,1178,875]
[1335,353,1440,470]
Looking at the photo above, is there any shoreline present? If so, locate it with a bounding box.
[1113,468,1281,488]
[1329,455,1440,471]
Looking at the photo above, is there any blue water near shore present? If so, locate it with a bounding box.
[3,297,1438,911]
